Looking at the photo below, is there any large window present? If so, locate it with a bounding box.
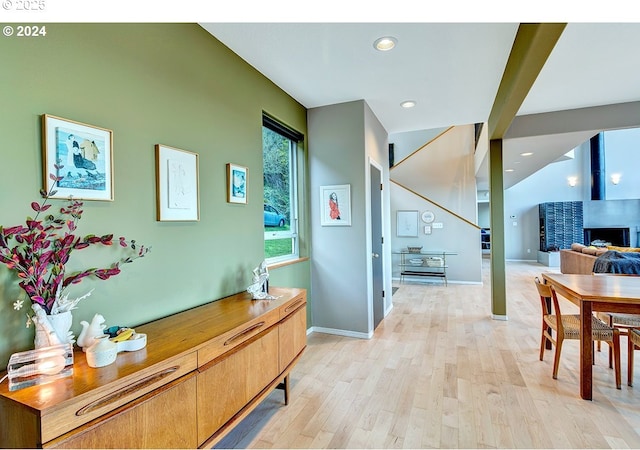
[263,114,303,263]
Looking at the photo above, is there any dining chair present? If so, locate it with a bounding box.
[596,312,640,368]
[627,328,640,386]
[593,274,640,370]
[534,277,621,389]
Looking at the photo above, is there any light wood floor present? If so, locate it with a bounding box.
[216,259,640,448]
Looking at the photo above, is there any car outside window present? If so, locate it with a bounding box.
[263,115,303,263]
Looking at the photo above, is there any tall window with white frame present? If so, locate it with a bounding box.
[262,114,303,263]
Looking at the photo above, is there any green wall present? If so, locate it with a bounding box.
[0,23,310,366]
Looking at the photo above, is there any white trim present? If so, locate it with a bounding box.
[308,326,372,340]
[391,277,482,286]
[491,314,508,321]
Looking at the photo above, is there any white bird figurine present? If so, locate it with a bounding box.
[77,313,106,351]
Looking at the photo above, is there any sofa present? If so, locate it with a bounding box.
[560,243,640,274]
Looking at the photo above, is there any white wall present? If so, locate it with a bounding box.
[390,127,449,166]
[604,127,640,200]
[477,202,490,228]
[389,125,482,284]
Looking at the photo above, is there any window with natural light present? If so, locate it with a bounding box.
[263,115,303,263]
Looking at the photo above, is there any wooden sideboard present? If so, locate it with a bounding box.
[0,287,307,448]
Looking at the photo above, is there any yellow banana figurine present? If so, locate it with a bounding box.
[110,328,134,343]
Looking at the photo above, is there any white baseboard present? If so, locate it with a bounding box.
[392,277,482,285]
[308,326,372,340]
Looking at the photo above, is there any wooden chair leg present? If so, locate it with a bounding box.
[552,339,563,379]
[613,330,621,389]
[629,336,635,387]
[608,316,614,369]
[539,324,547,361]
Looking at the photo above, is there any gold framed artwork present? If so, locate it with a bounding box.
[42,114,114,201]
[155,144,200,221]
[226,163,248,204]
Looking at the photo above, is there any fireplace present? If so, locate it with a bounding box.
[583,227,630,247]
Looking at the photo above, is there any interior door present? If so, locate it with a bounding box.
[370,163,384,329]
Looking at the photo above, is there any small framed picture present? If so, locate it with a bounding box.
[397,210,419,237]
[42,114,114,201]
[155,144,200,221]
[227,163,248,204]
[320,184,351,226]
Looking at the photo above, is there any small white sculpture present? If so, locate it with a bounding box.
[32,304,65,349]
[77,313,107,352]
[247,260,278,300]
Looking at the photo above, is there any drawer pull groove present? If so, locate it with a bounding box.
[75,366,179,416]
[285,299,305,313]
[224,321,265,346]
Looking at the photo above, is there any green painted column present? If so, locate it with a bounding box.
[485,23,566,320]
[489,139,507,318]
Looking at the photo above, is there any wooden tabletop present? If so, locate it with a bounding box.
[542,273,640,305]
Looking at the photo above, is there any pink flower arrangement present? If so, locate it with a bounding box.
[0,171,150,316]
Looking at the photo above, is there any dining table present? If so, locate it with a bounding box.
[541,272,640,400]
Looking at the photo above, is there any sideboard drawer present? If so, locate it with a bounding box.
[197,308,279,367]
[46,373,198,449]
[279,293,306,320]
[40,352,197,443]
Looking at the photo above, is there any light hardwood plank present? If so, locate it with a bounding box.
[216,259,640,449]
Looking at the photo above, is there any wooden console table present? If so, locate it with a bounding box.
[0,287,307,448]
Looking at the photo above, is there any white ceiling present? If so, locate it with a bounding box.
[201,23,640,189]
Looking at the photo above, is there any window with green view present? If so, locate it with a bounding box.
[263,115,302,262]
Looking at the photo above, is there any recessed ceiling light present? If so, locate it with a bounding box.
[374,36,397,51]
[520,152,534,156]
[505,168,515,172]
[400,100,416,108]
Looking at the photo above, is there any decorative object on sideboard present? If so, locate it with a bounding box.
[85,335,118,368]
[6,343,74,391]
[406,246,423,253]
[104,326,147,352]
[0,171,151,349]
[247,260,278,300]
[77,313,107,351]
